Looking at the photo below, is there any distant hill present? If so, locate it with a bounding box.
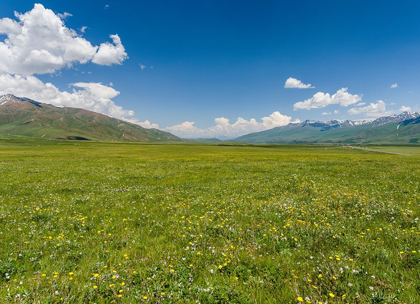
[233,112,420,144]
[0,94,180,142]
[188,138,222,143]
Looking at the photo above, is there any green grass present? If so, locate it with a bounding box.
[358,146,420,155]
[0,140,419,303]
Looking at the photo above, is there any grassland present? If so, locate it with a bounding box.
[357,146,420,155]
[0,139,419,303]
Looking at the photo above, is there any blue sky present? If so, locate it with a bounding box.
[0,0,419,138]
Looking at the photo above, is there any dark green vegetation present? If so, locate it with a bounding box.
[0,95,180,142]
[234,114,420,145]
[0,140,419,303]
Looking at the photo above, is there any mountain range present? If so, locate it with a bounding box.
[233,112,420,144]
[0,94,180,142]
[1,94,419,144]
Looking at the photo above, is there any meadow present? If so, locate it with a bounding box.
[0,139,419,303]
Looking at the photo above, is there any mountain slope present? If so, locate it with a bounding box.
[0,94,180,142]
[233,112,420,144]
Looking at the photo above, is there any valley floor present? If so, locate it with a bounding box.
[0,140,419,303]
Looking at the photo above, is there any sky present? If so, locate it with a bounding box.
[0,0,419,138]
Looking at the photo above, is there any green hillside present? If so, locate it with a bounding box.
[234,116,420,144]
[0,96,180,142]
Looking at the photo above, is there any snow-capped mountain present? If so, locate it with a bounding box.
[0,94,40,106]
[233,111,420,144]
[370,112,420,127]
[299,112,419,130]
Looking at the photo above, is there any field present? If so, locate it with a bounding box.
[0,140,419,303]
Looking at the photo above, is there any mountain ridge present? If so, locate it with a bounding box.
[0,94,181,142]
[233,112,420,144]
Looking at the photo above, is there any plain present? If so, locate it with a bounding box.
[0,139,419,303]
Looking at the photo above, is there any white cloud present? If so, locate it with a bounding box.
[348,100,390,117]
[80,26,88,33]
[0,74,134,119]
[293,88,362,110]
[136,120,160,129]
[391,83,398,88]
[164,121,203,137]
[0,4,127,75]
[164,111,293,138]
[139,64,146,70]
[399,106,411,112]
[124,118,160,129]
[57,12,72,19]
[321,111,339,115]
[0,4,136,127]
[284,77,314,89]
[104,4,110,9]
[92,34,128,66]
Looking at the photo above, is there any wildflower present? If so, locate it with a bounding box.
[297,297,304,302]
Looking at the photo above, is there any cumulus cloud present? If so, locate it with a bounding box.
[0,74,134,119]
[164,121,203,137]
[139,64,146,70]
[284,77,314,89]
[164,111,294,138]
[293,88,362,110]
[348,100,390,117]
[0,4,127,75]
[399,106,411,112]
[80,26,88,33]
[391,83,398,88]
[0,4,137,127]
[92,34,128,66]
[123,118,160,129]
[136,120,160,129]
